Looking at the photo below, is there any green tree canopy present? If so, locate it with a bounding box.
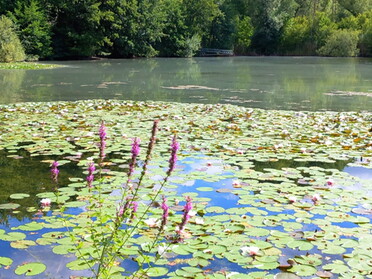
[0,15,25,62]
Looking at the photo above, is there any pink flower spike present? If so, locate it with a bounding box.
[160,196,169,230]
[131,137,141,157]
[99,121,107,140]
[131,201,138,213]
[50,161,59,183]
[99,121,107,160]
[128,137,141,178]
[167,135,179,175]
[86,161,95,188]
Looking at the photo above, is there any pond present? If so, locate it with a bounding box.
[0,57,371,111]
[0,100,371,278]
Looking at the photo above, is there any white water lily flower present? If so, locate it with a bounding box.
[232,180,241,186]
[40,198,51,207]
[144,218,159,228]
[288,196,297,203]
[312,194,321,202]
[188,210,197,217]
[241,246,259,256]
[195,217,204,225]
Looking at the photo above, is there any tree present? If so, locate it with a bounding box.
[102,0,165,58]
[48,0,103,58]
[337,0,372,16]
[8,0,52,59]
[359,13,372,56]
[318,29,360,56]
[311,12,337,52]
[250,0,298,54]
[0,15,25,62]
[204,2,236,50]
[280,16,312,54]
[234,16,254,54]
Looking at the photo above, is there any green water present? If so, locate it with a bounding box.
[0,57,371,111]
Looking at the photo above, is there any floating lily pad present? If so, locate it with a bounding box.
[0,257,13,267]
[0,203,20,210]
[146,267,168,277]
[288,264,317,276]
[9,193,30,199]
[15,262,46,276]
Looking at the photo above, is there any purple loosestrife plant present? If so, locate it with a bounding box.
[141,120,158,174]
[99,121,107,162]
[128,137,141,179]
[167,135,180,176]
[129,201,138,220]
[160,196,169,230]
[72,119,187,278]
[86,161,95,189]
[176,196,192,241]
[50,161,59,183]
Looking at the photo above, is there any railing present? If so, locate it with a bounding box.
[198,48,234,57]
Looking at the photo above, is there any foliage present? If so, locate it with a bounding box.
[234,16,254,54]
[0,15,25,62]
[49,0,104,58]
[109,0,165,58]
[7,0,52,59]
[280,16,312,55]
[311,12,338,52]
[0,0,371,58]
[0,100,371,277]
[359,17,372,56]
[318,29,360,56]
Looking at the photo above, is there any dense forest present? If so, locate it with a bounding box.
[0,0,371,61]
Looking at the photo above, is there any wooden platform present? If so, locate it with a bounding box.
[198,48,234,57]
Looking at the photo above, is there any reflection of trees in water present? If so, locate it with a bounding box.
[0,58,370,110]
[0,70,25,103]
[0,149,81,225]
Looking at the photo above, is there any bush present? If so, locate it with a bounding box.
[359,15,372,56]
[280,16,311,55]
[0,15,25,62]
[176,34,201,57]
[234,16,254,54]
[318,29,360,57]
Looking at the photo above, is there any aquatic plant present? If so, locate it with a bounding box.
[58,120,186,278]
[0,100,371,278]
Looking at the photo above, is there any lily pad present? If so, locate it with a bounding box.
[0,256,13,267]
[9,193,30,199]
[15,262,46,276]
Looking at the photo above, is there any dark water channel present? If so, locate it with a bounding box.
[1,57,371,111]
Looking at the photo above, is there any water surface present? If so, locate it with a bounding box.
[1,57,371,111]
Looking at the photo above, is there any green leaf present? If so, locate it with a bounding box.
[9,193,30,199]
[146,267,168,277]
[0,257,13,267]
[0,232,26,241]
[0,203,20,209]
[15,263,46,276]
[288,264,317,276]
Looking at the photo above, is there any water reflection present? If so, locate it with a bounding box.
[0,57,371,111]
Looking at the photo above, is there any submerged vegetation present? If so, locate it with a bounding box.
[0,100,371,278]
